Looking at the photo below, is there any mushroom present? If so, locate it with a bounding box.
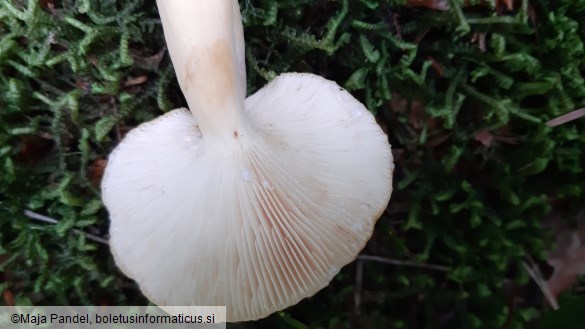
[101,0,393,322]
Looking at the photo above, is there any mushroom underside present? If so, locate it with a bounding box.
[102,73,393,322]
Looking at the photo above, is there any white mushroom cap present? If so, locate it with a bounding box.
[103,73,392,321]
[101,0,393,322]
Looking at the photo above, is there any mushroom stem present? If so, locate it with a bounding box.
[156,0,248,151]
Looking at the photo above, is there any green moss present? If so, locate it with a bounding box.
[1,0,584,328]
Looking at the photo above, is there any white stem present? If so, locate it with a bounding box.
[156,0,248,151]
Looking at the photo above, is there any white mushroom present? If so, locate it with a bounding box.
[101,0,393,322]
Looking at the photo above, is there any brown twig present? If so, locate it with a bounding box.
[521,258,559,310]
[23,210,109,245]
[357,255,451,271]
[546,108,585,127]
[110,97,122,142]
[414,28,430,45]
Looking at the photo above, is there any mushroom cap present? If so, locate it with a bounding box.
[102,73,393,322]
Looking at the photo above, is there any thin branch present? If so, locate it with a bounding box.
[357,254,451,271]
[546,108,585,127]
[521,258,559,310]
[24,210,109,245]
[24,210,59,224]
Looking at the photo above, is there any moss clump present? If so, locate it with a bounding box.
[1,0,584,328]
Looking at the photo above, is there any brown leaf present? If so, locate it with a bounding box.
[3,289,14,306]
[408,100,426,130]
[16,135,54,165]
[391,93,442,138]
[75,77,91,94]
[471,32,487,52]
[89,158,107,188]
[426,55,444,77]
[406,0,448,10]
[474,130,494,148]
[497,0,514,11]
[131,48,166,71]
[123,75,148,87]
[39,0,56,14]
[390,93,408,114]
[546,209,585,299]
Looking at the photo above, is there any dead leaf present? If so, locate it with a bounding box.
[471,32,487,52]
[89,158,107,188]
[75,77,91,94]
[498,0,515,11]
[391,93,442,141]
[406,0,449,10]
[3,289,14,306]
[474,130,494,147]
[16,135,55,165]
[123,75,148,87]
[390,93,408,114]
[39,0,56,14]
[426,55,445,77]
[408,100,427,130]
[131,48,166,71]
[546,209,585,299]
